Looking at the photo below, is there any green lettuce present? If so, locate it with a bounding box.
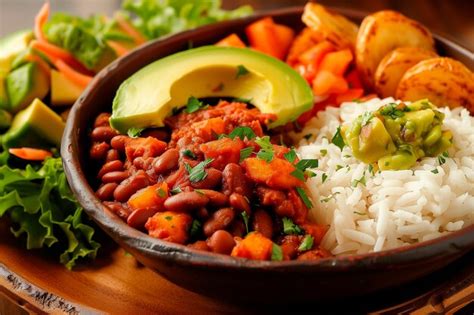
[121,0,253,40]
[0,155,100,269]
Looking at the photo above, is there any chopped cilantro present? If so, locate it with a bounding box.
[296,187,313,208]
[336,165,344,171]
[282,217,303,235]
[353,211,366,215]
[322,173,328,183]
[379,103,405,119]
[156,187,167,198]
[182,149,196,159]
[305,170,317,178]
[165,216,173,221]
[298,235,314,251]
[127,127,144,138]
[170,187,183,195]
[185,159,213,182]
[271,243,283,261]
[284,149,297,163]
[303,134,312,140]
[331,126,345,150]
[228,126,256,140]
[320,192,340,203]
[255,136,274,162]
[320,149,327,156]
[185,96,206,113]
[351,175,366,187]
[190,220,201,238]
[241,211,250,234]
[295,159,319,170]
[431,169,439,174]
[239,147,253,162]
[368,164,374,176]
[235,65,250,79]
[290,169,305,181]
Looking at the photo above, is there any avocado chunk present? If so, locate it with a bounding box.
[51,70,84,106]
[6,62,50,113]
[0,30,33,75]
[110,46,313,134]
[2,98,65,149]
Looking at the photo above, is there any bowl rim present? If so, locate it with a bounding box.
[62,6,474,272]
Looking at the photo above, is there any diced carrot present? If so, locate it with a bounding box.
[246,17,293,60]
[335,88,364,104]
[9,148,52,161]
[125,137,167,161]
[274,24,295,59]
[298,40,334,67]
[216,33,246,48]
[345,69,363,89]
[115,13,146,45]
[191,118,226,142]
[145,211,192,244]
[107,40,130,57]
[241,157,303,190]
[312,70,349,96]
[200,137,244,170]
[301,223,328,245]
[34,2,49,42]
[54,59,93,88]
[24,54,51,76]
[231,232,274,260]
[128,182,169,212]
[319,49,353,76]
[286,27,324,65]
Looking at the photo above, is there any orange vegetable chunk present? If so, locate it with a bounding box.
[125,137,167,160]
[200,137,244,170]
[312,70,349,96]
[191,118,226,142]
[231,232,274,260]
[298,40,334,67]
[335,88,364,104]
[241,157,303,190]
[9,148,52,161]
[319,49,353,76]
[145,211,192,244]
[128,182,169,212]
[246,17,294,60]
[216,33,246,48]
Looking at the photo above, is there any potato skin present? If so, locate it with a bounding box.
[374,47,438,98]
[356,10,435,88]
[396,57,474,113]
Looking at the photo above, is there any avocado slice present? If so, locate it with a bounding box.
[0,30,33,75]
[110,46,313,134]
[6,62,50,113]
[51,70,84,106]
[2,98,65,149]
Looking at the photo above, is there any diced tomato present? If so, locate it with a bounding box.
[301,223,328,245]
[246,17,294,60]
[312,70,349,96]
[200,137,244,170]
[345,69,363,89]
[241,157,303,190]
[128,182,169,212]
[191,118,226,142]
[145,211,192,244]
[125,137,167,161]
[216,33,246,48]
[288,189,308,224]
[318,49,353,76]
[231,232,273,260]
[298,40,334,68]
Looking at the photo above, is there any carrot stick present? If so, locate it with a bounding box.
[25,54,51,76]
[34,2,49,42]
[107,40,130,57]
[115,13,146,45]
[216,33,246,48]
[9,148,53,161]
[54,59,93,88]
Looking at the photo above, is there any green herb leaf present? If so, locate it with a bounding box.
[239,147,253,162]
[228,126,256,140]
[185,96,205,114]
[368,164,374,176]
[190,220,201,239]
[295,159,319,171]
[255,136,274,162]
[320,192,340,203]
[351,175,366,187]
[298,235,314,251]
[303,134,312,140]
[235,65,249,78]
[156,187,167,198]
[182,149,196,159]
[271,243,283,261]
[241,211,250,234]
[331,126,345,150]
[284,149,297,163]
[322,173,328,183]
[431,169,439,174]
[282,217,303,235]
[320,149,327,156]
[353,211,366,215]
[127,127,144,138]
[165,215,173,221]
[185,159,213,183]
[290,169,305,181]
[170,187,182,195]
[361,112,373,126]
[379,103,405,119]
[296,187,313,209]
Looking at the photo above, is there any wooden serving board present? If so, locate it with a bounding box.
[0,218,473,314]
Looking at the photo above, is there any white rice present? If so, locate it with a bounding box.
[294,97,474,255]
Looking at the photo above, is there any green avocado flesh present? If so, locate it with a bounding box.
[0,30,33,75]
[341,99,452,170]
[110,46,313,134]
[2,98,65,149]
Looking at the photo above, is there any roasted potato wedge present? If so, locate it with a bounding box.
[302,2,358,50]
[396,57,474,112]
[356,10,435,88]
[374,47,438,98]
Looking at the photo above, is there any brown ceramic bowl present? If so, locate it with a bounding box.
[62,7,474,303]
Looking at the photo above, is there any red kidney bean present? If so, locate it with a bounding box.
[252,209,273,239]
[94,113,111,127]
[113,171,149,202]
[196,207,209,219]
[164,191,209,212]
[229,193,251,215]
[102,171,129,184]
[191,168,222,189]
[198,190,228,207]
[222,163,252,197]
[280,235,301,260]
[127,208,157,229]
[207,230,236,255]
[153,149,179,174]
[230,220,246,238]
[91,126,118,142]
[110,135,129,152]
[103,201,131,220]
[187,240,210,251]
[203,208,235,237]
[96,183,118,201]
[105,149,120,162]
[90,142,110,160]
[98,160,124,179]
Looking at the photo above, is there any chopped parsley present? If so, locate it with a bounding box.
[235,65,250,79]
[185,158,213,182]
[185,96,206,113]
[284,149,297,163]
[127,127,144,138]
[241,211,250,234]
[438,151,449,165]
[296,187,313,208]
[298,235,314,251]
[182,149,196,159]
[271,244,283,261]
[170,187,182,195]
[368,164,375,176]
[282,217,303,235]
[351,175,366,187]
[296,159,319,170]
[305,170,317,178]
[320,149,327,157]
[190,220,202,238]
[379,103,405,119]
[431,169,439,174]
[336,164,344,171]
[320,192,340,203]
[228,126,256,140]
[322,173,328,183]
[239,147,253,162]
[331,126,345,150]
[156,187,167,198]
[255,136,274,162]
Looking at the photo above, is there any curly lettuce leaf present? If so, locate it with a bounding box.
[0,156,100,269]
